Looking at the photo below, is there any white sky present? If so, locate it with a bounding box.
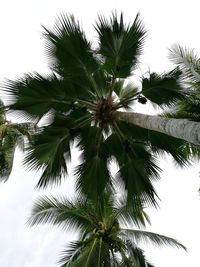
[0,0,200,266]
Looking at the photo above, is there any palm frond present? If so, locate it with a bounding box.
[27,195,94,233]
[95,12,146,78]
[3,73,74,120]
[103,132,160,207]
[167,95,200,122]
[117,119,192,167]
[116,160,158,207]
[148,129,192,167]
[58,240,85,267]
[121,229,187,251]
[169,44,200,82]
[124,239,154,267]
[43,14,99,80]
[75,155,111,199]
[117,203,150,229]
[24,114,73,188]
[116,82,138,109]
[142,68,184,107]
[64,238,104,267]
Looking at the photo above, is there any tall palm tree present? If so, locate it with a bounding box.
[28,190,186,267]
[0,99,34,181]
[3,13,196,203]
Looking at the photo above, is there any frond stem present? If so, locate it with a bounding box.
[112,121,125,141]
[77,99,97,110]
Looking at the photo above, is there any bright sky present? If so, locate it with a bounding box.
[0,1,200,266]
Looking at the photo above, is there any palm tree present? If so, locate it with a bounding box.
[167,45,200,119]
[0,99,34,181]
[3,13,196,202]
[28,189,186,267]
[165,44,200,157]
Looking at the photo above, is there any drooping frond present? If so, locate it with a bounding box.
[27,195,94,233]
[104,133,160,206]
[120,239,155,267]
[58,240,85,267]
[114,120,192,167]
[74,155,111,199]
[121,229,187,251]
[24,116,72,188]
[147,129,192,167]
[114,197,150,228]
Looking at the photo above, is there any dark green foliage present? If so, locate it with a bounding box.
[44,14,99,78]
[142,68,184,106]
[4,13,192,205]
[95,13,146,78]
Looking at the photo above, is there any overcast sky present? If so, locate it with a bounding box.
[0,1,200,266]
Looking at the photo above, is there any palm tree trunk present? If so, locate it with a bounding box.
[116,111,200,145]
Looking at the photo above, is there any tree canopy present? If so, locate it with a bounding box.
[3,13,197,206]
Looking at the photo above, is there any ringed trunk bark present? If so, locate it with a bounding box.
[116,111,200,145]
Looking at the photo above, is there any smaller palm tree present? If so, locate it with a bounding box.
[0,99,35,181]
[28,189,186,267]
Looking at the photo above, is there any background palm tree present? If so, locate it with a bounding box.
[0,99,34,181]
[165,44,200,157]
[28,189,186,267]
[3,13,196,203]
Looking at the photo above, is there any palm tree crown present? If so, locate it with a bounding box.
[0,99,34,181]
[28,190,186,267]
[3,13,195,204]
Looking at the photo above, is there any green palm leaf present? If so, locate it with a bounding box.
[104,134,160,206]
[142,68,184,106]
[147,130,191,167]
[120,240,155,267]
[69,238,106,267]
[58,240,85,267]
[169,44,200,82]
[25,123,71,188]
[75,155,111,199]
[27,196,93,232]
[43,14,99,79]
[96,12,146,78]
[121,229,186,250]
[115,121,191,167]
[3,73,75,120]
